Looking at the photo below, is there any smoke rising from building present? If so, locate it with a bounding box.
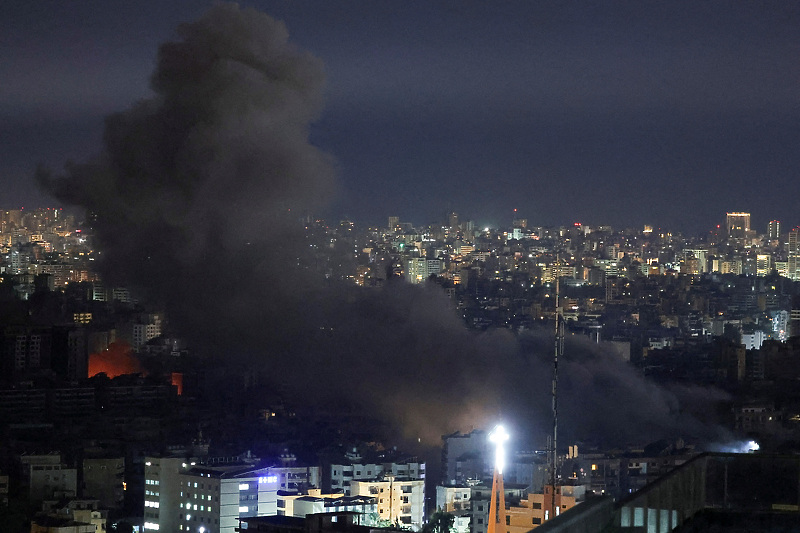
[39,3,732,449]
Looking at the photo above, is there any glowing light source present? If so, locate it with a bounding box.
[746,440,760,452]
[488,424,509,474]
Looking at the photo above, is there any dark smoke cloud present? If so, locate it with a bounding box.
[39,3,733,450]
[39,2,334,308]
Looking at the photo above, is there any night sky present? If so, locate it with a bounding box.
[2,1,799,233]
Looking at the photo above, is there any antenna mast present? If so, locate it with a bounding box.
[550,255,563,518]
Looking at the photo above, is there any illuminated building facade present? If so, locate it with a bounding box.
[349,477,425,530]
[788,228,800,281]
[144,459,279,533]
[726,212,750,239]
[404,257,442,284]
[505,486,576,530]
[789,227,800,254]
[768,220,781,240]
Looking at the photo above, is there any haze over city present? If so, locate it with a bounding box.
[2,2,800,532]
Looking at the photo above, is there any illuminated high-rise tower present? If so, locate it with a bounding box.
[487,425,509,533]
[768,220,781,240]
[789,227,800,255]
[726,212,750,239]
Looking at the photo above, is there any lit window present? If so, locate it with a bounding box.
[239,506,249,512]
[239,484,249,491]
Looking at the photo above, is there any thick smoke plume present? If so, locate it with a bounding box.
[40,3,732,450]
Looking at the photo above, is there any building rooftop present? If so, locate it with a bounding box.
[535,453,800,532]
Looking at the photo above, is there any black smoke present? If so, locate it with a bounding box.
[39,3,732,450]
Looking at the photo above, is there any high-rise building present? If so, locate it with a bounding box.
[726,212,751,239]
[788,227,800,255]
[448,212,460,230]
[768,220,781,240]
[756,254,774,277]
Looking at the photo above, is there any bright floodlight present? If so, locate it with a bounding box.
[746,440,760,452]
[489,424,510,474]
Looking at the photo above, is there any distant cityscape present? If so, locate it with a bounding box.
[1,207,800,532]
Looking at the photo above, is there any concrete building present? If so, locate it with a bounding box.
[0,472,8,506]
[271,465,321,493]
[755,254,774,276]
[768,220,781,240]
[144,458,280,533]
[83,456,125,511]
[132,322,162,351]
[435,485,472,533]
[741,330,766,350]
[279,489,377,522]
[40,498,107,533]
[144,456,188,533]
[442,430,489,485]
[726,212,750,239]
[350,477,425,531]
[506,486,578,530]
[525,453,800,533]
[470,482,528,533]
[436,485,471,513]
[329,458,424,495]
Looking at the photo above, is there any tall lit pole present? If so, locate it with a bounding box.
[488,425,509,533]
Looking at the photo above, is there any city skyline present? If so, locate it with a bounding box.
[2,1,799,232]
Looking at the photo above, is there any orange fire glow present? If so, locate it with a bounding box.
[171,372,184,396]
[88,341,144,378]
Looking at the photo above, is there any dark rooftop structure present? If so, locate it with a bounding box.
[536,453,800,532]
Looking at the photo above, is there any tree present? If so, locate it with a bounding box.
[422,509,455,533]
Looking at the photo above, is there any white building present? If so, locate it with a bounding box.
[132,322,162,350]
[741,330,766,350]
[330,460,425,495]
[144,459,279,533]
[772,310,789,342]
[350,477,425,531]
[435,485,471,513]
[270,465,320,492]
[20,453,77,504]
[278,489,377,522]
